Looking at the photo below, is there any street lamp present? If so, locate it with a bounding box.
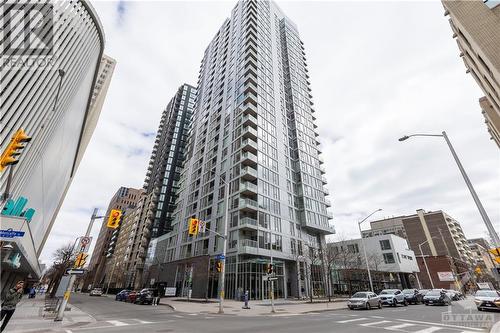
[358,208,383,292]
[418,237,439,289]
[398,131,499,247]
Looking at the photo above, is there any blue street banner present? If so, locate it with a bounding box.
[216,254,225,260]
[0,229,25,238]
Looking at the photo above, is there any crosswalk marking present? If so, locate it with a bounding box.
[360,320,392,327]
[385,323,416,330]
[106,320,128,326]
[132,319,153,324]
[173,315,184,318]
[337,317,368,323]
[413,327,442,333]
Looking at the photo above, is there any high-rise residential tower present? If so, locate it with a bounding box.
[0,1,106,295]
[152,0,333,300]
[143,84,197,239]
[442,0,500,147]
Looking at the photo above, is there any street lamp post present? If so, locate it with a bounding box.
[418,239,436,289]
[399,131,500,247]
[218,180,229,314]
[358,208,383,292]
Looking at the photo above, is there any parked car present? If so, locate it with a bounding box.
[446,289,464,301]
[423,289,452,306]
[418,289,430,297]
[402,289,423,304]
[89,288,103,296]
[126,291,138,303]
[379,289,407,307]
[115,289,131,301]
[135,289,154,305]
[347,291,381,310]
[474,289,500,311]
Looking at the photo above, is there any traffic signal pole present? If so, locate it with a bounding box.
[55,209,102,321]
[218,181,229,314]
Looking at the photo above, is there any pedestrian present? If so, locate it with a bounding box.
[1,280,24,332]
[152,289,159,306]
[29,287,36,299]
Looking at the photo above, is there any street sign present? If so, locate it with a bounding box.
[66,268,85,275]
[198,220,207,233]
[78,237,92,253]
[216,254,225,260]
[263,275,278,281]
[0,229,25,238]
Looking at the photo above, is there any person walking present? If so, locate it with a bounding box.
[1,281,24,332]
[152,289,160,306]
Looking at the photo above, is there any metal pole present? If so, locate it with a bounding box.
[218,182,229,314]
[55,209,100,321]
[358,222,374,292]
[441,131,500,247]
[270,231,275,313]
[419,243,434,289]
[1,165,14,203]
[106,260,117,295]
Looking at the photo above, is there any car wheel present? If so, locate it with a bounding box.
[477,307,482,311]
[378,301,382,309]
[366,302,371,310]
[403,300,408,306]
[348,306,353,310]
[425,303,428,306]
[392,300,397,307]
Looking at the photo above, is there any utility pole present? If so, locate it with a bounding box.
[55,209,102,321]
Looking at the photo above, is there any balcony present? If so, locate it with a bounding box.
[239,217,258,230]
[323,187,329,195]
[240,181,258,195]
[239,197,259,212]
[318,155,324,164]
[327,211,334,220]
[242,114,257,128]
[320,165,326,174]
[243,91,257,106]
[241,138,258,154]
[240,239,258,248]
[241,151,258,167]
[242,102,257,117]
[241,166,258,181]
[242,126,257,140]
[322,176,328,184]
[325,199,332,207]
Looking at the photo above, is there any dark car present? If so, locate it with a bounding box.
[135,289,154,305]
[423,289,451,306]
[126,291,138,303]
[402,289,423,304]
[474,289,500,311]
[115,289,131,301]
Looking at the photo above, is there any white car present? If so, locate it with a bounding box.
[89,288,103,296]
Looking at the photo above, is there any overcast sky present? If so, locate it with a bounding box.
[40,0,500,265]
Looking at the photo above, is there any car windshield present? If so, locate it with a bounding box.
[402,289,414,294]
[426,290,442,296]
[475,290,499,297]
[380,290,397,295]
[352,292,367,298]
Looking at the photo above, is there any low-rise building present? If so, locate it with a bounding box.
[328,234,419,294]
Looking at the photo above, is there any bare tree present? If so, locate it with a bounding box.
[46,243,76,297]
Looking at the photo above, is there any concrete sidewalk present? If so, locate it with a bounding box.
[159,297,348,316]
[4,296,95,333]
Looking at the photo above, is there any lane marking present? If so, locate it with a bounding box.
[370,316,385,319]
[360,320,392,327]
[337,317,368,323]
[412,327,442,333]
[397,319,484,331]
[385,323,416,330]
[187,313,197,316]
[106,320,128,326]
[65,330,73,333]
[132,319,153,324]
[173,315,184,318]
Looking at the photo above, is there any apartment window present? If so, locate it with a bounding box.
[347,244,359,253]
[383,253,395,264]
[380,240,391,250]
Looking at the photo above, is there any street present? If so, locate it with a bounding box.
[54,294,498,333]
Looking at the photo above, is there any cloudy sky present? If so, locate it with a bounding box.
[40,0,500,264]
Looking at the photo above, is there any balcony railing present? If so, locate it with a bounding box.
[241,166,258,181]
[242,114,257,128]
[240,239,258,248]
[241,138,257,154]
[239,198,259,211]
[241,151,258,166]
[240,181,258,195]
[242,126,257,140]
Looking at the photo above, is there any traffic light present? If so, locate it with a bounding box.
[475,267,482,274]
[188,218,199,236]
[488,248,500,264]
[216,261,223,272]
[0,129,32,172]
[267,263,273,274]
[106,209,122,229]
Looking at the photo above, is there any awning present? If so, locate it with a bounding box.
[0,215,41,278]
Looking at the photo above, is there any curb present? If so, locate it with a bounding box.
[159,302,176,311]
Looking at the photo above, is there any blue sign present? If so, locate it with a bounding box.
[0,229,25,238]
[216,254,225,260]
[1,196,35,222]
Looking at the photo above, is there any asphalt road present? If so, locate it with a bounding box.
[62,294,499,333]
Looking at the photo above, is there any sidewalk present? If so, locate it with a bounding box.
[159,297,348,316]
[4,297,95,333]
